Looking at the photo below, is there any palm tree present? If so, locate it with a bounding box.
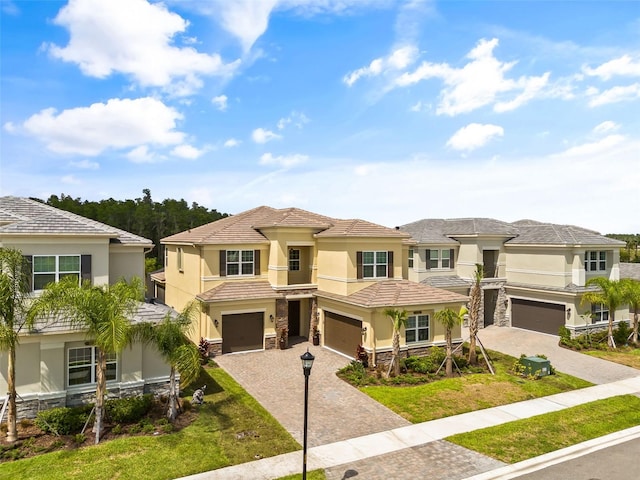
[383,308,408,377]
[0,248,34,443]
[467,264,483,365]
[581,277,625,349]
[29,276,143,443]
[135,302,201,420]
[621,279,640,344]
[434,306,468,378]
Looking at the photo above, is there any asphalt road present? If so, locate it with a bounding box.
[516,437,640,480]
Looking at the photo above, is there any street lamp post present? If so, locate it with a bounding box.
[300,348,315,480]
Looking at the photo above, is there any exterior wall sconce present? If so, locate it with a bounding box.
[214,319,219,327]
[270,314,274,322]
[566,308,571,319]
[361,327,367,334]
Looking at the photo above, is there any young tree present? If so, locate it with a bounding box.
[581,278,625,349]
[434,306,468,378]
[135,302,201,420]
[467,264,483,365]
[621,279,640,344]
[29,277,143,443]
[0,248,33,443]
[383,308,408,377]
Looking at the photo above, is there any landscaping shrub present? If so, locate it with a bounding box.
[338,360,368,385]
[35,406,91,435]
[105,394,154,424]
[614,322,632,346]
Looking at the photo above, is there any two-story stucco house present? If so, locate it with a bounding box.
[401,218,628,336]
[0,196,173,419]
[159,206,467,365]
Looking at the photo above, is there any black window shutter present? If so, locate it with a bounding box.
[219,250,226,277]
[449,249,455,268]
[425,249,431,270]
[356,251,363,279]
[254,250,260,275]
[23,255,33,291]
[387,251,394,278]
[81,255,92,283]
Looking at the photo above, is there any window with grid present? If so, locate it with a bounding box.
[68,346,117,387]
[289,249,300,271]
[585,251,606,272]
[227,250,254,275]
[408,249,414,268]
[591,304,609,323]
[33,255,80,290]
[362,251,388,278]
[406,314,430,343]
[429,250,453,270]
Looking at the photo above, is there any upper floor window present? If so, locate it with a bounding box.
[33,255,80,290]
[289,249,300,271]
[408,249,414,269]
[68,346,117,387]
[591,303,609,323]
[427,249,454,270]
[227,250,254,276]
[164,247,168,267]
[177,247,184,272]
[585,251,606,272]
[363,251,387,278]
[406,314,430,343]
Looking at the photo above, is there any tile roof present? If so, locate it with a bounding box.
[316,280,467,308]
[421,276,471,289]
[400,216,623,247]
[197,281,283,302]
[620,263,640,281]
[0,196,152,246]
[162,205,408,244]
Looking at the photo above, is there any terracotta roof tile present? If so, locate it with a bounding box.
[197,281,283,302]
[316,219,410,238]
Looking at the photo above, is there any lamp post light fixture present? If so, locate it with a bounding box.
[300,348,315,480]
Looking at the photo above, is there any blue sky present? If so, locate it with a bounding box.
[1,0,639,233]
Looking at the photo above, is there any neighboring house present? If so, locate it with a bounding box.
[400,218,628,336]
[0,196,172,419]
[158,206,468,365]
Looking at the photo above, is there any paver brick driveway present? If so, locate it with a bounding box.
[214,338,410,448]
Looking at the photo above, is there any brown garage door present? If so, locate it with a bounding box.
[222,312,264,353]
[324,312,362,358]
[511,299,565,335]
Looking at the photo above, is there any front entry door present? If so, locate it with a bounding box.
[288,300,300,336]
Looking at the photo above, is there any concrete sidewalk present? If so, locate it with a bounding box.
[179,375,640,480]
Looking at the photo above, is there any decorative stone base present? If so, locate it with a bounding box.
[265,335,276,350]
[206,339,222,357]
[367,342,462,367]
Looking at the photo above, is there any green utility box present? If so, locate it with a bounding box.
[519,356,551,377]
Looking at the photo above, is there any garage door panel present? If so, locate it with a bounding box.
[512,299,564,335]
[222,312,264,353]
[324,312,361,358]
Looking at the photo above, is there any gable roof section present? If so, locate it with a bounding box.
[163,205,408,245]
[197,280,282,302]
[316,280,467,308]
[620,263,640,281]
[506,221,625,246]
[0,196,152,246]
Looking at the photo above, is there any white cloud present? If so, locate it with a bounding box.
[171,144,205,159]
[48,0,237,96]
[395,38,551,116]
[344,45,418,87]
[69,159,99,170]
[61,175,81,185]
[127,145,156,163]
[409,101,427,112]
[259,152,308,168]
[3,121,17,133]
[593,121,619,135]
[277,111,309,130]
[224,138,241,148]
[446,123,504,151]
[587,83,640,107]
[252,127,282,144]
[22,97,185,156]
[212,95,228,111]
[583,55,640,80]
[555,134,626,158]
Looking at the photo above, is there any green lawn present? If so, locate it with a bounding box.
[359,351,592,423]
[0,364,300,480]
[276,470,327,480]
[447,395,640,463]
[584,347,640,370]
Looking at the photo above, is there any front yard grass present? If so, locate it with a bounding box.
[583,347,640,370]
[447,395,640,463]
[0,364,300,480]
[352,350,592,423]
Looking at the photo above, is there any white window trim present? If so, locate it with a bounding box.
[585,251,607,272]
[289,249,300,271]
[406,314,430,344]
[226,250,254,276]
[67,346,118,388]
[32,254,81,291]
[591,303,609,323]
[429,249,452,270]
[408,249,414,269]
[177,247,184,272]
[362,251,388,279]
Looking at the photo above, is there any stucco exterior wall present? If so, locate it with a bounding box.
[506,247,572,288]
[109,246,146,284]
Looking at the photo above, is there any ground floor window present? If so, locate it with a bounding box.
[406,314,430,343]
[591,304,609,323]
[68,346,117,387]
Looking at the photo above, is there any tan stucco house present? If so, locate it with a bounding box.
[0,196,172,419]
[158,206,468,365]
[400,218,628,336]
